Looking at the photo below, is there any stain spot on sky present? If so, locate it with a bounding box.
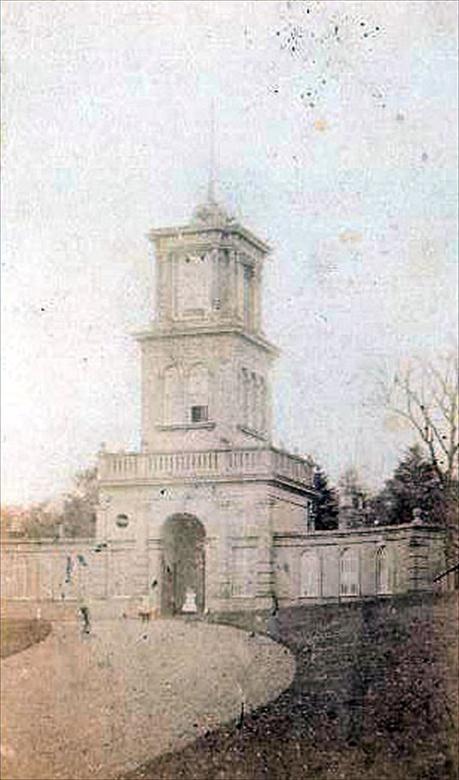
[243,27,254,46]
[313,118,328,132]
[273,4,384,112]
[340,231,362,244]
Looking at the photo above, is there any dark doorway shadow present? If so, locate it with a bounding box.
[160,514,206,616]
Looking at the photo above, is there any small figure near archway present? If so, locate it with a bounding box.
[160,514,206,615]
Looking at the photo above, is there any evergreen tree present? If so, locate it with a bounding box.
[368,445,448,526]
[312,467,339,530]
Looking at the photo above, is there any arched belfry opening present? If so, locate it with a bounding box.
[160,514,206,615]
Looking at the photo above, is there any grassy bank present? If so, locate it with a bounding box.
[0,618,51,659]
[122,592,458,780]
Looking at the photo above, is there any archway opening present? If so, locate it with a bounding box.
[160,514,206,615]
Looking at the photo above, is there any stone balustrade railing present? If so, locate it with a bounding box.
[98,447,314,488]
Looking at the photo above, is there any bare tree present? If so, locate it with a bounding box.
[384,353,458,488]
[381,353,458,564]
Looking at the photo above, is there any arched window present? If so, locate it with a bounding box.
[243,265,253,327]
[259,377,266,433]
[300,551,321,597]
[253,376,261,431]
[12,557,28,600]
[2,556,27,599]
[241,368,249,426]
[188,364,209,423]
[39,558,53,600]
[163,366,183,424]
[376,547,391,594]
[340,548,359,596]
[249,372,257,429]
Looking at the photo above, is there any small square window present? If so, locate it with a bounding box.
[191,405,208,423]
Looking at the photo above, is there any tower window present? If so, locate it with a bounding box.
[188,365,209,421]
[191,405,208,423]
[243,266,252,326]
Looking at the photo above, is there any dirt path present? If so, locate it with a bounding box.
[1,618,295,780]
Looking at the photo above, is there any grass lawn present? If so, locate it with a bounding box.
[0,618,51,659]
[122,593,458,780]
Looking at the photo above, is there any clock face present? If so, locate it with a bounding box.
[176,253,210,317]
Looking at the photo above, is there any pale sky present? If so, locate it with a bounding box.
[2,0,458,505]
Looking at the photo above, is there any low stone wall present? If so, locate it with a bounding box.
[0,538,140,618]
[274,523,447,604]
[0,523,450,616]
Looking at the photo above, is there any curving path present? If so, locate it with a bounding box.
[1,618,295,780]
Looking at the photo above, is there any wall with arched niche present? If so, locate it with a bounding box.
[299,550,321,597]
[375,546,392,594]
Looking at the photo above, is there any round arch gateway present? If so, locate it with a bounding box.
[160,514,206,615]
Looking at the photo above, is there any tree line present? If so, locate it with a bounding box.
[1,354,457,544]
[1,468,98,539]
[314,353,458,551]
[313,444,457,531]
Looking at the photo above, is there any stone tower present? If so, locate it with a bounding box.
[97,195,316,614]
[138,198,276,454]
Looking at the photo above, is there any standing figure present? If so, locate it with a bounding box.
[79,604,91,634]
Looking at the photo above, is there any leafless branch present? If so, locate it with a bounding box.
[385,353,459,485]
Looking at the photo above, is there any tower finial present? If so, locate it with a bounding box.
[207,99,216,203]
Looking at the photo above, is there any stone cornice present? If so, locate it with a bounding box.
[238,424,269,441]
[149,222,271,255]
[273,524,447,543]
[156,422,216,432]
[133,324,279,356]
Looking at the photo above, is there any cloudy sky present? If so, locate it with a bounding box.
[2,0,458,504]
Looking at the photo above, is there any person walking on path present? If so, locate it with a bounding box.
[75,553,91,635]
[79,603,91,634]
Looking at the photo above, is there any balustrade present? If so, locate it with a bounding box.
[99,446,313,487]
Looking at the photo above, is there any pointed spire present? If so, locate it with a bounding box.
[191,100,234,226]
[207,99,216,203]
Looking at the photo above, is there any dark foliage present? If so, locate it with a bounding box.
[312,467,339,530]
[1,467,98,539]
[368,445,453,527]
[61,467,98,538]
